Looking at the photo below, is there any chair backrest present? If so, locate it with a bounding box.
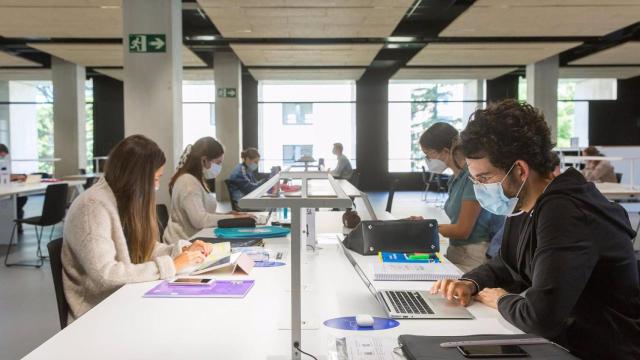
[156,204,169,237]
[224,179,240,211]
[386,178,399,213]
[83,176,97,190]
[40,183,69,226]
[421,166,428,184]
[615,172,623,183]
[46,238,69,329]
[349,169,361,188]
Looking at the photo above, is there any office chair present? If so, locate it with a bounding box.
[385,178,400,213]
[156,204,169,238]
[421,166,431,201]
[349,169,361,188]
[47,238,69,329]
[4,183,69,268]
[615,173,623,184]
[83,176,97,190]
[224,179,241,212]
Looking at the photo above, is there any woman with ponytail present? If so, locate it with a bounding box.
[411,122,504,272]
[62,135,210,320]
[163,137,252,244]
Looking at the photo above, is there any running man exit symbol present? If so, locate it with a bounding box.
[128,34,166,53]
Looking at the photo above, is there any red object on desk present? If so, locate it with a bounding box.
[41,178,61,183]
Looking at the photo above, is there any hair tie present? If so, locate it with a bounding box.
[177,144,192,170]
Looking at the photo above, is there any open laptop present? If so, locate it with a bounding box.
[24,174,42,184]
[340,240,474,320]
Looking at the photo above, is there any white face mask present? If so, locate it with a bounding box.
[205,163,222,179]
[155,185,160,192]
[472,162,527,216]
[426,158,448,174]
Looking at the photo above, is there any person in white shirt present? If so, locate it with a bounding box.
[63,135,211,320]
[163,137,252,244]
[328,142,353,179]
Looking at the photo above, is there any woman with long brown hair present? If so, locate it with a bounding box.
[62,135,210,320]
[163,136,252,244]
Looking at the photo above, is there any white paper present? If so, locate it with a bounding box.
[346,336,396,360]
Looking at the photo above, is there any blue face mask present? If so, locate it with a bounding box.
[472,163,527,216]
[247,163,258,172]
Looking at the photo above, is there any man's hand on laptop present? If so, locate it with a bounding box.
[430,279,476,306]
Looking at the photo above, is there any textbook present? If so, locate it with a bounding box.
[143,280,255,298]
[372,262,462,281]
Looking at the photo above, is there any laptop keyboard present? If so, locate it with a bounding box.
[385,290,434,315]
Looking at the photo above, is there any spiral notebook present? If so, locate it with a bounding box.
[372,262,462,281]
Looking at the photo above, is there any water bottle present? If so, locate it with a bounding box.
[0,167,9,184]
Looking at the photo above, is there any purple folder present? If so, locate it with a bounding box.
[143,280,255,298]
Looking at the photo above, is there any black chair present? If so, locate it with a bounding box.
[615,173,623,183]
[421,166,431,201]
[47,238,69,329]
[224,179,241,212]
[349,169,361,188]
[156,204,169,238]
[83,176,97,190]
[385,179,400,213]
[4,183,69,268]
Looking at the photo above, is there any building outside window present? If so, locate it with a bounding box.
[258,81,356,172]
[182,80,215,149]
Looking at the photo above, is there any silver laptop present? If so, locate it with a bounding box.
[341,241,474,320]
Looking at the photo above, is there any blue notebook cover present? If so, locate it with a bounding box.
[379,252,443,263]
[214,226,290,239]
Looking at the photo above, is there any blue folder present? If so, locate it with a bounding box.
[214,226,291,239]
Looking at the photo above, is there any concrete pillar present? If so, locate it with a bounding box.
[463,80,483,123]
[214,51,242,201]
[526,55,559,142]
[0,81,9,147]
[52,56,87,178]
[123,0,183,206]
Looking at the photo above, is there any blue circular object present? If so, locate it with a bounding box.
[254,261,286,267]
[323,316,400,331]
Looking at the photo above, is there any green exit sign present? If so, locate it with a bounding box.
[217,88,237,98]
[128,34,166,53]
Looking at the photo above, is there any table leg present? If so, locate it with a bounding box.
[290,207,302,360]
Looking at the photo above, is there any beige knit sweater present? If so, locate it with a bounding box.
[162,173,235,245]
[62,177,188,320]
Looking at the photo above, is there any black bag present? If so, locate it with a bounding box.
[217,217,256,228]
[343,220,439,256]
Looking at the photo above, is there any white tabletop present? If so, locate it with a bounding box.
[595,182,640,200]
[23,211,517,360]
[62,173,103,180]
[0,180,85,197]
[563,156,625,162]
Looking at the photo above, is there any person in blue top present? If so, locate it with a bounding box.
[227,148,265,203]
[410,122,504,272]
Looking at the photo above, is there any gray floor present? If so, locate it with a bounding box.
[0,191,637,360]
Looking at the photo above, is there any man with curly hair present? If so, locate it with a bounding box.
[430,99,640,359]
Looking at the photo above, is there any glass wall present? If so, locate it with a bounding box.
[0,79,95,175]
[258,81,356,172]
[518,77,617,148]
[182,80,215,148]
[388,80,484,172]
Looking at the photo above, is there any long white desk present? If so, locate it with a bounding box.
[0,180,85,245]
[23,209,520,360]
[595,182,640,201]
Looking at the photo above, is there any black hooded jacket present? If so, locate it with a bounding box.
[463,168,640,359]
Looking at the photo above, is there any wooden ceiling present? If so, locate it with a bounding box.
[407,42,582,66]
[569,41,640,65]
[230,44,382,66]
[27,43,206,67]
[197,0,414,38]
[249,68,365,80]
[0,2,121,38]
[392,67,518,80]
[0,51,41,67]
[440,0,640,37]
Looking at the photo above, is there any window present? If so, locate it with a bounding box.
[85,79,94,172]
[282,145,313,165]
[182,80,215,148]
[258,81,356,172]
[282,103,313,125]
[388,80,484,172]
[518,77,617,148]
